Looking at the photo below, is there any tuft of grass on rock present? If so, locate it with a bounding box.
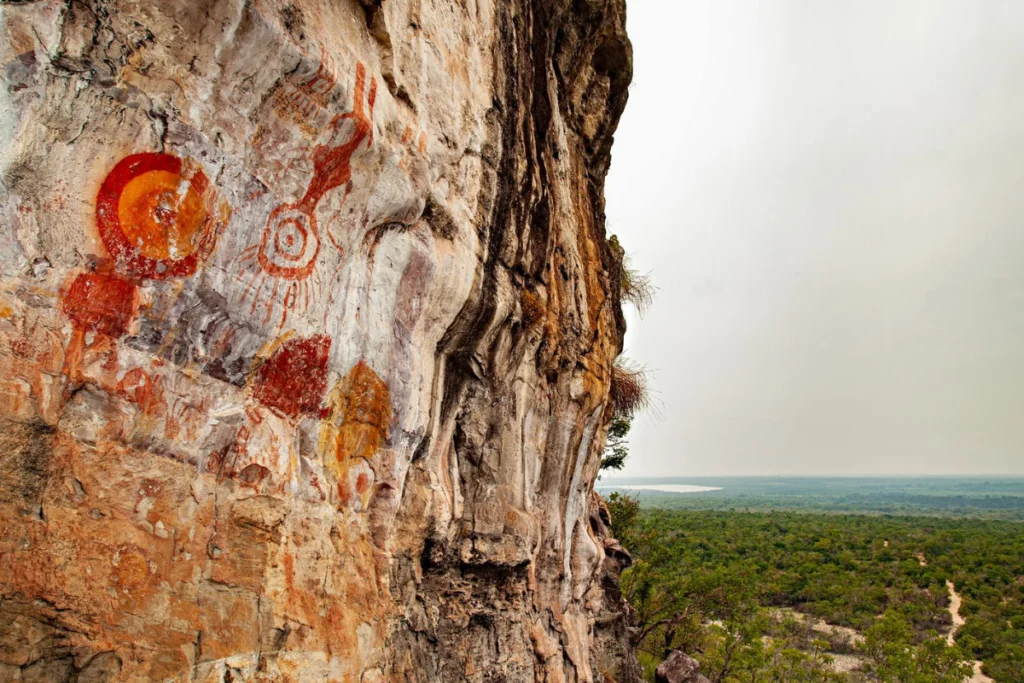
[608,234,654,316]
[620,256,654,316]
[520,288,545,330]
[609,358,649,419]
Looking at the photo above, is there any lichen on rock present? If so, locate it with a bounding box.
[0,0,635,680]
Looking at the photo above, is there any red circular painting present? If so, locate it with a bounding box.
[96,153,224,280]
[257,204,321,281]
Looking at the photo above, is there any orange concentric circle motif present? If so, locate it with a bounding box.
[96,153,223,280]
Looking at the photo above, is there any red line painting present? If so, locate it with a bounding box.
[401,125,429,156]
[271,48,340,138]
[96,153,229,281]
[240,61,377,329]
[250,334,331,420]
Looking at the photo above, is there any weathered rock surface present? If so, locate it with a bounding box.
[0,0,633,680]
[655,652,712,683]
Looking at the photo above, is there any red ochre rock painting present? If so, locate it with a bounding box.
[96,152,228,281]
[250,334,331,420]
[60,271,140,387]
[401,124,429,156]
[112,544,152,593]
[62,272,139,338]
[270,47,340,139]
[116,367,165,416]
[240,62,377,328]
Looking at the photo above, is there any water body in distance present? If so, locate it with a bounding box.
[595,483,723,494]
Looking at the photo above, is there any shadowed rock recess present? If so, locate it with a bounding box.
[0,0,636,680]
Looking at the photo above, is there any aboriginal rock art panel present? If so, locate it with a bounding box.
[240,61,378,330]
[320,359,391,509]
[58,152,229,437]
[41,84,413,499]
[64,151,228,383]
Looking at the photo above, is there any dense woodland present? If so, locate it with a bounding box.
[608,495,1024,682]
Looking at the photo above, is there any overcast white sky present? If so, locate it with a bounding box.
[605,1,1024,476]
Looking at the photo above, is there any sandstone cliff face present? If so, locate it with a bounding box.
[0,1,634,681]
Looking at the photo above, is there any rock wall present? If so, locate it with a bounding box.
[0,1,634,681]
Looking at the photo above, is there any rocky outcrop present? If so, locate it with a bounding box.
[588,493,643,683]
[655,652,712,683]
[0,0,634,681]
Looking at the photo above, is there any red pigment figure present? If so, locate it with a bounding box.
[63,272,138,338]
[401,124,428,156]
[240,62,377,329]
[61,271,139,384]
[226,334,332,491]
[250,334,331,420]
[277,48,339,123]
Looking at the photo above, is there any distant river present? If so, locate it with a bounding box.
[595,484,723,494]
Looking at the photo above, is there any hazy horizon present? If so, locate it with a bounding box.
[606,1,1024,477]
[598,473,1024,480]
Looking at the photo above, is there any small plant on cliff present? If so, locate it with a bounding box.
[621,258,654,315]
[610,357,649,420]
[601,359,649,473]
[608,234,655,316]
[520,288,545,330]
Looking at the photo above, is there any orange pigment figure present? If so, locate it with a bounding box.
[319,359,391,508]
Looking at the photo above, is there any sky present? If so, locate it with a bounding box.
[604,0,1024,477]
